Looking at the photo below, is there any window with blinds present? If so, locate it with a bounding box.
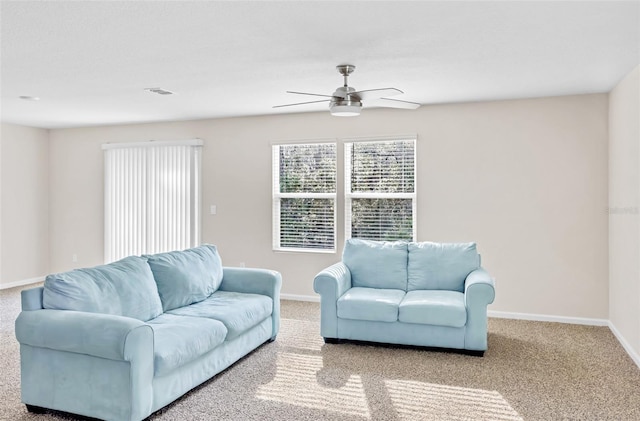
[103,140,202,263]
[272,142,337,252]
[345,137,416,241]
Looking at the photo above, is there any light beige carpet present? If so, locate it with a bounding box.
[1,285,639,420]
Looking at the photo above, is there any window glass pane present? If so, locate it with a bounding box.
[280,198,335,249]
[350,140,414,193]
[279,143,336,193]
[351,198,413,241]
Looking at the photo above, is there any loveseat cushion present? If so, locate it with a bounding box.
[43,256,163,322]
[146,313,228,376]
[167,291,272,340]
[146,244,223,312]
[337,287,405,322]
[407,242,479,292]
[343,239,408,290]
[399,290,467,327]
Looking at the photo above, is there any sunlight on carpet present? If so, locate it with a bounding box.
[278,318,324,351]
[256,352,370,418]
[386,379,523,421]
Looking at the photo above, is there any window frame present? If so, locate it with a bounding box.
[272,141,338,253]
[344,136,417,242]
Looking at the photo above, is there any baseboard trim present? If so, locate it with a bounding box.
[281,293,320,302]
[488,310,609,326]
[608,321,640,369]
[0,276,45,290]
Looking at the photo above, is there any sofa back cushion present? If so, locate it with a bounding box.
[407,242,479,292]
[43,256,163,322]
[146,244,223,312]
[342,239,408,290]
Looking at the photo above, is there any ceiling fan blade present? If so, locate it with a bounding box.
[273,99,331,109]
[286,91,335,98]
[351,88,403,100]
[375,97,421,110]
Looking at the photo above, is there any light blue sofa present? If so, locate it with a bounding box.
[313,239,495,355]
[15,245,281,421]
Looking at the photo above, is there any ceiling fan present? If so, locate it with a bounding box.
[274,64,421,116]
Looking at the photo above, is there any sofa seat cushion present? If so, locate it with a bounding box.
[167,291,272,340]
[337,287,405,322]
[43,256,163,322]
[398,290,467,328]
[146,314,227,376]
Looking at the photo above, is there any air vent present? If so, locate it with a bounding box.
[144,87,175,95]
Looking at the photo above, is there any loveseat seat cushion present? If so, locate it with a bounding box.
[43,256,163,322]
[146,244,223,312]
[407,242,479,292]
[398,290,467,327]
[167,291,272,340]
[343,239,408,290]
[146,313,228,376]
[337,287,405,322]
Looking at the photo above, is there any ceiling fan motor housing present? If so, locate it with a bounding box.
[330,86,362,116]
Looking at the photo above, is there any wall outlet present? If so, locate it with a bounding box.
[210,205,217,215]
[72,254,78,263]
[239,262,246,268]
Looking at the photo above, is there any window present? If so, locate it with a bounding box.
[345,137,416,241]
[103,140,202,263]
[272,143,337,252]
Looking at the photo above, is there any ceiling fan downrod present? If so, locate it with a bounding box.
[337,64,356,88]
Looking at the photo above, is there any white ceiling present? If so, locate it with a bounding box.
[1,1,639,129]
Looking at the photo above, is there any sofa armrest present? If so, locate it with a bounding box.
[313,262,352,338]
[219,267,282,298]
[21,287,44,311]
[15,309,153,361]
[219,267,282,339]
[464,268,496,307]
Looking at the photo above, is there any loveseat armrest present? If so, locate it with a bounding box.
[463,268,495,351]
[15,309,153,361]
[313,262,352,298]
[219,267,282,339]
[464,268,496,307]
[313,262,352,339]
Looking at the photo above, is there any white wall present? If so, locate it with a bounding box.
[48,93,609,319]
[0,123,50,287]
[609,65,640,357]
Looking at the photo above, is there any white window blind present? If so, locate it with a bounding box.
[345,136,416,241]
[272,142,337,252]
[103,140,202,263]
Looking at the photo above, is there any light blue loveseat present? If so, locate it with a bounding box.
[313,239,495,355]
[15,245,281,421]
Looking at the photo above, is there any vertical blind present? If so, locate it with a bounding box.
[272,142,337,251]
[103,140,202,263]
[345,137,416,241]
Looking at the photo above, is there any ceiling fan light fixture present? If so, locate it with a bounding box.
[329,98,362,117]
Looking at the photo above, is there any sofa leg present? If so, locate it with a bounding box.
[323,337,344,344]
[466,350,485,357]
[26,404,46,414]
